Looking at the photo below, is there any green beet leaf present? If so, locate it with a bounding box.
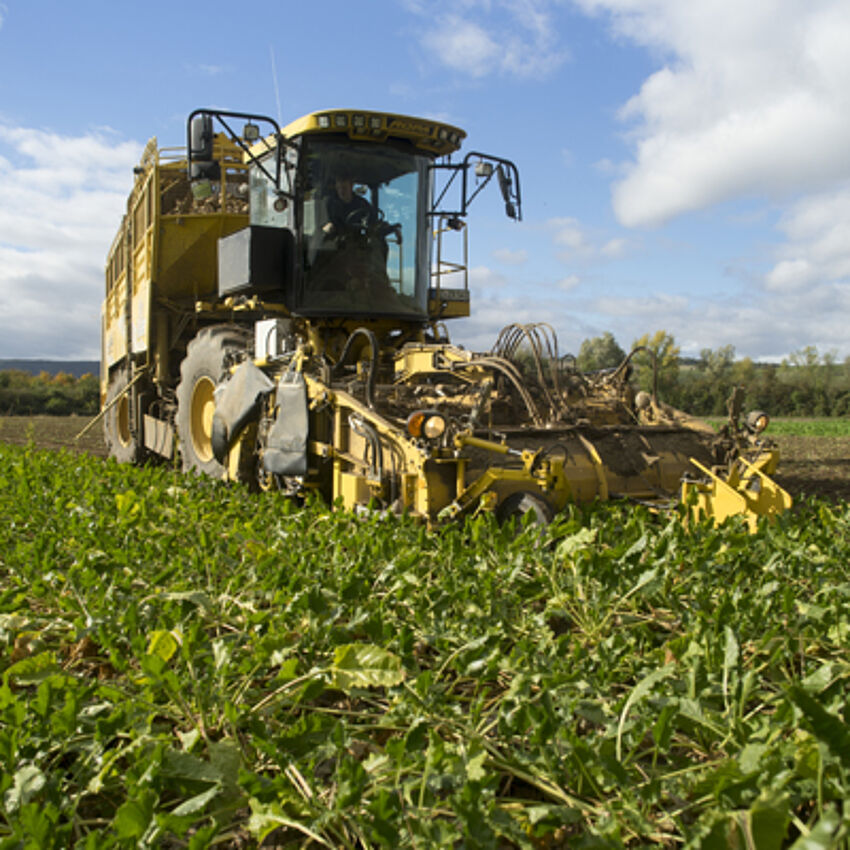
[329,643,404,691]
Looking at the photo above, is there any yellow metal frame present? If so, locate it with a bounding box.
[683,452,792,531]
[228,347,795,530]
[102,133,250,381]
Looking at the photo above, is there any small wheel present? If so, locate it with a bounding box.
[103,369,142,463]
[496,491,553,527]
[175,324,250,477]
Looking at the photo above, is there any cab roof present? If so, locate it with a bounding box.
[249,109,466,159]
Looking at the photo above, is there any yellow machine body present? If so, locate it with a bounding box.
[102,135,249,387]
[96,108,790,530]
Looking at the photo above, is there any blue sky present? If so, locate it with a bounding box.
[2,0,850,362]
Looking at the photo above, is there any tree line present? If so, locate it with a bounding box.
[575,331,850,417]
[2,332,849,419]
[0,370,99,416]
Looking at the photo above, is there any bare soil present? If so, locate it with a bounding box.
[771,434,850,503]
[1,416,848,504]
[0,415,108,457]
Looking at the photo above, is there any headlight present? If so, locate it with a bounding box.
[746,410,769,433]
[407,410,447,440]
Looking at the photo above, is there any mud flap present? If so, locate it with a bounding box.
[210,361,275,463]
[262,372,309,476]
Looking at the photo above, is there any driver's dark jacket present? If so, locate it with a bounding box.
[327,193,375,230]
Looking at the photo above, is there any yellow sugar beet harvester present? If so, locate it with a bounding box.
[94,107,791,529]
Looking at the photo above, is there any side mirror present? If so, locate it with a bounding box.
[189,114,220,182]
[190,114,214,159]
[497,166,516,220]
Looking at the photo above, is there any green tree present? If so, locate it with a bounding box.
[45,390,71,415]
[576,332,626,372]
[691,345,736,415]
[52,370,75,386]
[777,346,841,415]
[700,344,735,379]
[0,369,100,415]
[731,356,756,388]
[631,330,680,399]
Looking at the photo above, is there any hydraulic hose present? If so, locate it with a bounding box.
[470,354,544,425]
[330,327,379,410]
[608,345,658,403]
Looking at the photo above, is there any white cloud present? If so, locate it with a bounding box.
[586,284,850,360]
[764,259,816,294]
[600,237,628,258]
[0,125,142,358]
[765,184,850,292]
[421,16,500,77]
[469,265,509,291]
[451,275,850,360]
[557,275,581,290]
[452,285,591,352]
[558,0,850,358]
[550,217,589,253]
[493,247,528,265]
[545,217,631,263]
[593,158,619,176]
[573,0,850,227]
[593,291,688,318]
[414,1,567,78]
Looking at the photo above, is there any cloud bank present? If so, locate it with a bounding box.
[412,0,568,79]
[0,125,141,358]
[417,0,850,357]
[571,0,850,352]
[573,0,850,228]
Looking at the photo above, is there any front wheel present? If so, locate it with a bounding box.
[175,325,250,477]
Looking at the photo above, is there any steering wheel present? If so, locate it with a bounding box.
[345,208,372,230]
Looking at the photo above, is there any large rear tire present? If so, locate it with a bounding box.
[103,369,142,464]
[175,325,251,477]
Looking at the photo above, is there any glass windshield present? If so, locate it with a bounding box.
[297,138,430,318]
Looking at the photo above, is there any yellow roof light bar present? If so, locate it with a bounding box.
[248,110,466,159]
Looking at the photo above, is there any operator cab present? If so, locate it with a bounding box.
[188,108,520,325]
[296,136,429,318]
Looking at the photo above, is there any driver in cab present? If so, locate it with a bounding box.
[310,169,410,310]
[322,171,400,248]
[322,173,375,237]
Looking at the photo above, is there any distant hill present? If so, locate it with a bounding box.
[0,360,99,378]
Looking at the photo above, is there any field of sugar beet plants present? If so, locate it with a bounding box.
[2,431,850,847]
